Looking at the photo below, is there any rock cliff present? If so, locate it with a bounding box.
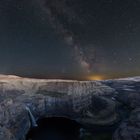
[0,75,140,140]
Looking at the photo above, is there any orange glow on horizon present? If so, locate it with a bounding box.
[87,75,105,80]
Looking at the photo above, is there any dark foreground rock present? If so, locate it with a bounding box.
[0,75,140,140]
[113,108,140,140]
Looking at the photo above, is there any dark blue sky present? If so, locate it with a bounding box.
[0,0,140,80]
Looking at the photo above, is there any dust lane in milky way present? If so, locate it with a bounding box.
[0,0,140,80]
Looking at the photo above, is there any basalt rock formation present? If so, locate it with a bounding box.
[0,75,140,140]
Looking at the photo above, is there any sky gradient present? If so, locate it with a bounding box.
[0,0,140,80]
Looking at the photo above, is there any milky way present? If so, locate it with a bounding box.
[35,0,140,78]
[0,0,140,79]
[36,0,94,73]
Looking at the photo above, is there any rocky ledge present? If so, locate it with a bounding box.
[0,75,140,140]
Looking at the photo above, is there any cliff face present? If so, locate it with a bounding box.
[0,75,140,140]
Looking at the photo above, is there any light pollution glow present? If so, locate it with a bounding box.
[87,75,106,80]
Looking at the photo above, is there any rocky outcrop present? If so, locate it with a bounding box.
[113,108,140,140]
[0,75,140,140]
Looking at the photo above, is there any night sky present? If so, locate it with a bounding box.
[0,0,140,80]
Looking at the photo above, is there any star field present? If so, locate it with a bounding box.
[0,0,140,80]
